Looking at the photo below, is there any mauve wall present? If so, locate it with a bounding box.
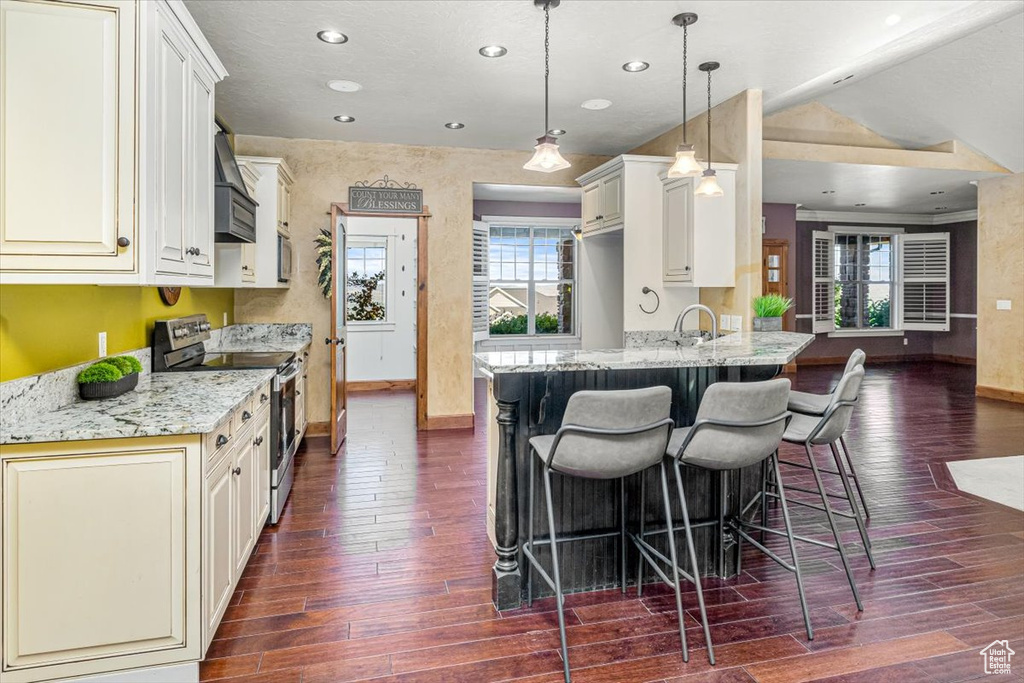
[784,211,977,362]
[762,203,797,330]
[473,200,581,219]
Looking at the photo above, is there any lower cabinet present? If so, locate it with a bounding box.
[0,437,201,683]
[296,371,307,438]
[204,452,234,642]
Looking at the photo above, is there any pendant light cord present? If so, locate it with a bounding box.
[706,66,712,170]
[544,2,550,134]
[682,22,688,145]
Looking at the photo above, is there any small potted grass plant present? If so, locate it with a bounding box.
[752,294,793,332]
[77,355,143,400]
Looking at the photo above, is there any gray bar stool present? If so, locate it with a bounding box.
[788,349,870,516]
[651,378,811,664]
[776,365,872,612]
[523,386,678,683]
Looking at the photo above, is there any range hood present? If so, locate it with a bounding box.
[214,130,258,243]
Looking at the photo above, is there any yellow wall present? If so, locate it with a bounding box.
[0,286,234,381]
[976,172,1024,400]
[232,135,609,424]
[630,89,764,326]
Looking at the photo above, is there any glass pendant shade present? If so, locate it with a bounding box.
[667,143,702,178]
[523,135,571,173]
[695,168,724,197]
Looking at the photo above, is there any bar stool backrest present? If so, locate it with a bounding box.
[680,379,791,470]
[811,365,864,445]
[553,386,672,478]
[841,349,867,382]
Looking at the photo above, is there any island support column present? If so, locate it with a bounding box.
[492,391,521,609]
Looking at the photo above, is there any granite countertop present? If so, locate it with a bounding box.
[207,322,313,354]
[474,331,814,374]
[1,369,276,445]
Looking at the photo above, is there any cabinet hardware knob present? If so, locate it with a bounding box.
[232,466,242,476]
[284,221,289,227]
[296,390,301,396]
[216,434,229,447]
[117,236,130,248]
[260,393,269,403]
[685,266,691,271]
[242,410,252,421]
[254,436,264,446]
[294,428,300,435]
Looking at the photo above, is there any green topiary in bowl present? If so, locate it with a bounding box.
[105,355,143,376]
[77,360,139,400]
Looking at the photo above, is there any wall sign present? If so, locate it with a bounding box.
[348,176,423,214]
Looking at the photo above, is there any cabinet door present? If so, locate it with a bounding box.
[277,179,291,235]
[581,182,601,233]
[187,62,215,277]
[599,171,624,228]
[241,244,257,283]
[663,178,694,282]
[4,448,187,670]
[232,439,257,576]
[1,0,137,276]
[204,453,233,642]
[295,373,307,437]
[255,411,272,529]
[153,7,190,276]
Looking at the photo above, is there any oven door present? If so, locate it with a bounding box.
[278,235,293,282]
[274,361,300,475]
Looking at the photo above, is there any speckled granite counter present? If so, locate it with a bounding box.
[208,323,313,354]
[475,331,813,375]
[1,369,275,445]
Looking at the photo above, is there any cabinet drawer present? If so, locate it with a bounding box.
[205,421,233,465]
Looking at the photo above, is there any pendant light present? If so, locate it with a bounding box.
[666,13,702,178]
[524,0,570,173]
[695,61,724,198]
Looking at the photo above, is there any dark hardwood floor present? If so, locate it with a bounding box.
[200,363,1024,682]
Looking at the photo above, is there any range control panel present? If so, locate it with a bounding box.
[156,314,212,351]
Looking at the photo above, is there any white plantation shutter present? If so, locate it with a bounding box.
[472,220,489,341]
[899,233,950,331]
[812,230,835,333]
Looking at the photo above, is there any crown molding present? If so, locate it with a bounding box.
[795,209,977,226]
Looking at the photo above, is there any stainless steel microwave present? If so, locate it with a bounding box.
[278,235,293,283]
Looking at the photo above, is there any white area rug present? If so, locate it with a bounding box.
[946,455,1024,511]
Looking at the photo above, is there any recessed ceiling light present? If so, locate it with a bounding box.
[581,99,612,110]
[622,61,649,72]
[444,122,465,129]
[479,45,507,58]
[317,30,348,44]
[333,115,355,123]
[885,14,901,27]
[327,80,362,93]
[548,128,566,136]
[930,190,945,195]
[822,190,835,194]
[855,203,866,207]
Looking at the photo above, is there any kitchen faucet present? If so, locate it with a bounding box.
[674,304,718,340]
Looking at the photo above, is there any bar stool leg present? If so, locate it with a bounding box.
[759,457,769,544]
[543,468,572,683]
[637,471,647,597]
[839,435,871,518]
[805,443,863,611]
[772,453,813,641]
[658,461,689,663]
[527,451,536,607]
[673,459,715,665]
[620,477,627,594]
[717,471,727,578]
[829,442,875,569]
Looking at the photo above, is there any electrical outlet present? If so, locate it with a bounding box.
[223,312,228,326]
[720,314,730,332]
[903,338,908,346]
[996,299,1012,311]
[731,315,743,332]
[98,332,107,357]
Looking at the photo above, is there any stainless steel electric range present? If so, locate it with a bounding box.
[152,314,299,524]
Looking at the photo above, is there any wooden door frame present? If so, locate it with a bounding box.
[332,203,431,430]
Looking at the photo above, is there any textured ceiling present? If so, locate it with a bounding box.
[818,12,1024,172]
[185,0,989,155]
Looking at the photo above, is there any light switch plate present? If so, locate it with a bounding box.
[720,314,730,332]
[98,332,107,357]
[223,312,229,326]
[731,315,743,332]
[996,299,1012,311]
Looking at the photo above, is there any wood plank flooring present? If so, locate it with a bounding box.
[201,363,1024,682]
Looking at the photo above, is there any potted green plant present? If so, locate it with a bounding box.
[77,355,143,400]
[752,294,793,332]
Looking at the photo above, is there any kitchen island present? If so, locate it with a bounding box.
[475,331,814,610]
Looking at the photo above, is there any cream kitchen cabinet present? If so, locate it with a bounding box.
[661,166,738,287]
[204,447,235,645]
[277,177,293,236]
[234,156,295,288]
[0,0,227,285]
[579,166,624,235]
[214,160,262,287]
[1,436,202,683]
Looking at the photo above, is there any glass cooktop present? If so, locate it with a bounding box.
[171,351,295,372]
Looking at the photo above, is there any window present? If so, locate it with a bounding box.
[812,229,950,335]
[487,224,576,336]
[346,238,388,322]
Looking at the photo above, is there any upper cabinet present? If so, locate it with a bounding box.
[579,165,624,235]
[223,156,293,289]
[661,167,737,287]
[0,0,227,285]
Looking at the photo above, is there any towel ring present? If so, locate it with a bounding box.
[639,286,660,315]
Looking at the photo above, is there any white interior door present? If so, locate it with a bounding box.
[345,216,418,383]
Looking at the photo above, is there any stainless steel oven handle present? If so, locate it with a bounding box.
[273,362,301,389]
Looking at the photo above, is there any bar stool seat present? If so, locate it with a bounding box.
[787,391,831,415]
[777,412,821,443]
[529,434,650,479]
